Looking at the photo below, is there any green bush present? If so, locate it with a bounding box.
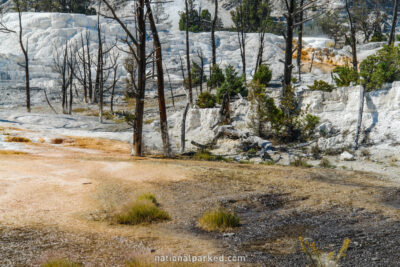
[248,82,319,142]
[208,64,225,89]
[199,208,240,231]
[360,45,400,91]
[253,64,272,86]
[216,65,247,102]
[114,200,170,225]
[370,31,387,42]
[179,4,223,32]
[308,80,334,92]
[332,65,359,87]
[196,92,217,108]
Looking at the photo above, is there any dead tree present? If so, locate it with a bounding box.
[102,0,147,156]
[15,0,31,112]
[197,49,205,93]
[184,0,193,106]
[53,41,70,114]
[281,0,321,94]
[296,0,304,81]
[211,0,218,66]
[389,0,399,45]
[145,0,171,157]
[232,1,247,80]
[345,0,358,72]
[108,51,120,113]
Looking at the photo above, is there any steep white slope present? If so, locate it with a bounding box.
[0,12,286,96]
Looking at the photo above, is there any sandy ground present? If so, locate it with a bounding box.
[2,124,400,266]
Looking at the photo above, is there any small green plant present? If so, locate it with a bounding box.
[41,259,82,267]
[299,237,350,267]
[199,208,240,231]
[208,64,225,89]
[360,45,400,91]
[332,65,359,87]
[137,193,158,205]
[308,80,334,92]
[193,150,230,162]
[290,157,312,168]
[253,64,272,86]
[114,200,170,225]
[217,65,247,102]
[196,92,217,108]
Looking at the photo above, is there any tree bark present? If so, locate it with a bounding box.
[389,0,399,45]
[146,0,171,157]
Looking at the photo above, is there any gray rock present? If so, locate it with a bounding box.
[340,151,355,161]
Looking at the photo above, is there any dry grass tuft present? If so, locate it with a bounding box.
[0,150,28,155]
[51,138,65,145]
[198,208,240,231]
[41,258,82,267]
[114,200,170,225]
[137,193,158,205]
[4,136,31,143]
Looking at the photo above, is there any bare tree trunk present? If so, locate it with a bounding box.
[255,31,265,73]
[146,0,171,157]
[165,64,175,110]
[16,2,30,113]
[185,0,193,106]
[180,101,190,153]
[211,0,218,66]
[389,0,399,45]
[353,85,365,151]
[282,0,295,95]
[81,33,88,103]
[97,8,104,123]
[345,0,358,72]
[133,0,147,156]
[86,32,93,103]
[297,0,304,82]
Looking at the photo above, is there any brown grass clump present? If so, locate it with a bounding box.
[114,200,170,225]
[51,138,65,145]
[0,150,28,155]
[41,258,82,267]
[4,136,32,143]
[198,208,240,232]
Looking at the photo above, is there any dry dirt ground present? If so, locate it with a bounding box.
[1,126,400,266]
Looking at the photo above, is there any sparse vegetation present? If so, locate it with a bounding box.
[290,157,312,168]
[319,158,335,169]
[41,258,82,267]
[193,150,230,162]
[199,208,240,231]
[299,237,350,267]
[4,136,31,143]
[308,80,334,92]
